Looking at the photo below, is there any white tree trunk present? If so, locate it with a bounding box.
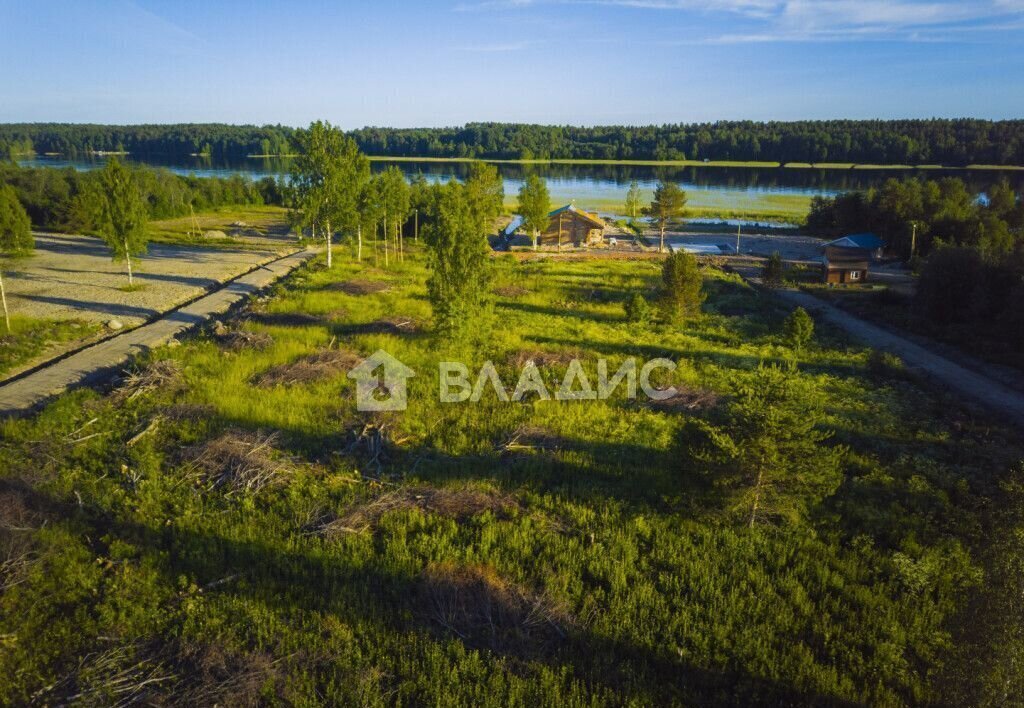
[532,230,538,251]
[357,224,362,262]
[325,220,333,268]
[0,272,10,333]
[124,239,134,286]
[384,212,389,267]
[659,227,665,254]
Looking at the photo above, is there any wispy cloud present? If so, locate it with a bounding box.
[456,40,534,51]
[456,0,1024,42]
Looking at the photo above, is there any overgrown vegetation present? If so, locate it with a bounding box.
[2,247,1023,704]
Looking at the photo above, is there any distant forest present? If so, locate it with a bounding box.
[2,120,1024,165]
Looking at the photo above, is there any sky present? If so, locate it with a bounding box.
[1,0,1023,127]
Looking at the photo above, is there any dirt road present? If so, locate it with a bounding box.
[776,287,1024,426]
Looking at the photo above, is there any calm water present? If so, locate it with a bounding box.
[18,154,1023,219]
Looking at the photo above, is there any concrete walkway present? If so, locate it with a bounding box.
[0,248,317,416]
[776,288,1024,427]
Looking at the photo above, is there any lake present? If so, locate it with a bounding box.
[18,154,1023,223]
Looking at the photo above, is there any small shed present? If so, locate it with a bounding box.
[824,233,884,260]
[823,246,871,284]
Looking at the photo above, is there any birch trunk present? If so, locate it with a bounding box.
[357,224,362,262]
[0,272,9,333]
[124,239,134,286]
[384,212,389,267]
[325,219,333,268]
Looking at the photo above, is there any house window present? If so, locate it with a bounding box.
[849,270,860,280]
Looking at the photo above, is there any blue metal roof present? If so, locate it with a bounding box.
[826,233,883,250]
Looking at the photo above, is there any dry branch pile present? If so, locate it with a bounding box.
[182,429,294,495]
[322,484,518,537]
[115,360,183,401]
[492,284,529,298]
[325,279,390,295]
[365,316,420,335]
[418,562,572,655]
[506,348,583,369]
[252,349,360,387]
[216,326,274,352]
[643,386,721,412]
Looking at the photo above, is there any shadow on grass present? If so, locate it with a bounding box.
[9,480,846,706]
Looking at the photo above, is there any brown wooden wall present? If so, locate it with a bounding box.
[539,212,604,246]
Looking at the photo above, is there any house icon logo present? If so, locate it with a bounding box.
[347,350,416,412]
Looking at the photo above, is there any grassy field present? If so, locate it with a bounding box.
[1,247,1023,704]
[0,315,102,378]
[146,205,293,249]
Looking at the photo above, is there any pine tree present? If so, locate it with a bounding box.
[660,250,705,323]
[645,181,686,253]
[783,307,815,350]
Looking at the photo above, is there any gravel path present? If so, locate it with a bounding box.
[5,233,290,328]
[776,287,1024,427]
[0,248,317,416]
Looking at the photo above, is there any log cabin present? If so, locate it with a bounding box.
[823,245,871,284]
[502,204,606,247]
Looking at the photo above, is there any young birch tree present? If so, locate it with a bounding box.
[94,158,148,287]
[0,184,33,332]
[290,121,368,268]
[517,174,550,251]
[625,180,642,220]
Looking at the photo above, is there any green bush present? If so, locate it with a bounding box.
[624,292,651,324]
[660,251,705,323]
[783,307,815,350]
[762,251,785,287]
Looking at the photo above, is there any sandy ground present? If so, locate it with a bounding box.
[4,233,291,328]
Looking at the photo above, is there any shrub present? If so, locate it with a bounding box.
[624,292,651,324]
[762,251,785,287]
[783,307,815,350]
[660,251,705,323]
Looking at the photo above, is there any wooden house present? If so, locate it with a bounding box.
[824,233,884,260]
[502,204,606,247]
[823,246,871,284]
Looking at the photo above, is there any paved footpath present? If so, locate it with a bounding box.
[775,287,1024,427]
[0,248,317,417]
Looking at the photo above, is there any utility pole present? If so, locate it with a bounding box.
[736,224,741,255]
[910,222,917,259]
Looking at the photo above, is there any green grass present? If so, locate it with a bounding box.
[1,249,1023,704]
[146,205,293,249]
[0,315,102,377]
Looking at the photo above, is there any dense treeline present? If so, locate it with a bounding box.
[807,176,1024,360]
[4,120,1024,165]
[350,120,1024,164]
[0,163,277,232]
[0,123,294,160]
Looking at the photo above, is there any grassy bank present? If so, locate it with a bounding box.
[1,247,1023,704]
[0,315,101,378]
[146,205,293,249]
[503,191,811,224]
[370,155,1024,171]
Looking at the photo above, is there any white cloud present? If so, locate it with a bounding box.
[456,0,1024,41]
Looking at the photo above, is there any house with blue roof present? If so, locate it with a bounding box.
[823,233,884,259]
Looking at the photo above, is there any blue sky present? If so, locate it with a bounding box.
[1,0,1023,126]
